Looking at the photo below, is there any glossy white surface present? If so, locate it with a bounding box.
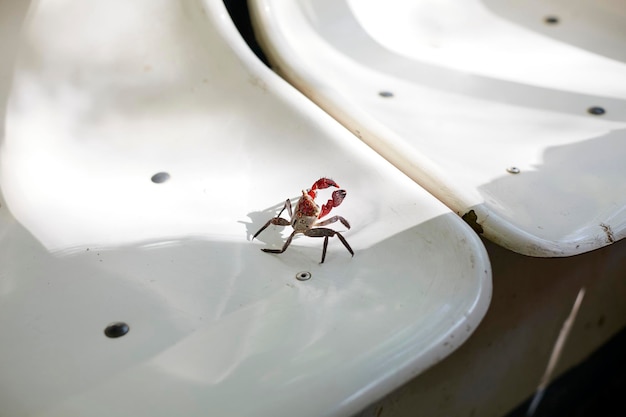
[249,0,626,256]
[0,1,490,416]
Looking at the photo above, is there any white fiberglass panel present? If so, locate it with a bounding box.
[0,1,490,416]
[249,0,626,256]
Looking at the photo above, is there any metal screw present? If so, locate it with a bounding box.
[296,271,312,281]
[506,167,521,174]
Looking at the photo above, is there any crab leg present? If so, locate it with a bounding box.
[315,215,350,229]
[252,199,292,240]
[261,230,297,254]
[305,227,354,263]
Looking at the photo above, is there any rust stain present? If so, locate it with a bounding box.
[600,223,615,243]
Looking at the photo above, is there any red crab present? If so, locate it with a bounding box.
[252,178,354,263]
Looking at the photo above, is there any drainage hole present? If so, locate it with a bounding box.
[104,322,130,338]
[379,91,394,98]
[151,172,170,183]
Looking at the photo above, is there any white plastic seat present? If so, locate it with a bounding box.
[0,0,489,416]
[249,0,626,256]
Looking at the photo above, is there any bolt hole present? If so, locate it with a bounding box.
[296,271,312,281]
[151,172,170,183]
[544,16,559,25]
[587,106,605,116]
[104,322,130,338]
[379,91,394,98]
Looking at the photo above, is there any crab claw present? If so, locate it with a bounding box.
[311,178,339,190]
[320,189,347,218]
[308,177,339,198]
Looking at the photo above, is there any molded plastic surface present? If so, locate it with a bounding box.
[0,1,490,416]
[249,0,626,256]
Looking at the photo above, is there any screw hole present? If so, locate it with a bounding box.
[506,167,520,174]
[587,106,605,116]
[104,322,130,338]
[544,16,559,25]
[379,91,394,98]
[151,172,170,183]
